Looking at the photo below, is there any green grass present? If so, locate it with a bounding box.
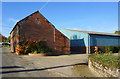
[73,65,98,77]
[89,54,120,68]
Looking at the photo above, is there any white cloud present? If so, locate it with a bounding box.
[8,18,19,23]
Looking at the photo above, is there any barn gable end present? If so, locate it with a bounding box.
[10,11,70,55]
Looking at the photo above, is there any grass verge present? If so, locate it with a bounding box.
[88,54,120,68]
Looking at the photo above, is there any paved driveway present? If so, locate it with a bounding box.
[1,47,88,77]
[1,47,51,77]
[21,54,88,77]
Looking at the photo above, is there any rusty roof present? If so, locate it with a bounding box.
[62,29,120,37]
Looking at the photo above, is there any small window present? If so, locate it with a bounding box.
[36,18,41,24]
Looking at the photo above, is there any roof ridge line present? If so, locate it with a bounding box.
[62,29,120,36]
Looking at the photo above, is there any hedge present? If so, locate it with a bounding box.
[105,46,120,53]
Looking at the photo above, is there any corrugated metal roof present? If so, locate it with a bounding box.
[62,29,120,36]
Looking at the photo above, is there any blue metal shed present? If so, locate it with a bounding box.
[60,29,120,54]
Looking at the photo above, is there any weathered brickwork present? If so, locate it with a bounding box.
[10,11,70,55]
[10,25,19,52]
[54,29,70,55]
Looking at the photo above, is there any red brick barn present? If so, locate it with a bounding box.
[10,11,70,55]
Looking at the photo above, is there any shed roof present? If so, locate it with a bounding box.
[62,29,120,37]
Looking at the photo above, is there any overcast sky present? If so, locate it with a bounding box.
[2,2,118,37]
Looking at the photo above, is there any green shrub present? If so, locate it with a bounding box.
[109,51,113,54]
[112,46,119,53]
[18,40,52,55]
[118,50,120,53]
[36,41,51,53]
[31,51,37,54]
[98,50,104,54]
[105,46,120,53]
[105,46,113,53]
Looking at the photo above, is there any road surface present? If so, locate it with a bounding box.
[1,47,51,77]
[1,47,94,77]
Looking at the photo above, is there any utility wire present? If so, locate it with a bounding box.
[39,0,50,11]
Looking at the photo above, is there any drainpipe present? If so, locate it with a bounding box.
[17,25,19,44]
[53,26,56,53]
[54,27,55,43]
[88,34,91,54]
[17,23,20,43]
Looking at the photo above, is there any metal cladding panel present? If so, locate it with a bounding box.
[90,34,120,46]
[60,29,89,46]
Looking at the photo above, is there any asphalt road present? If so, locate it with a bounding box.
[1,47,51,77]
[20,52,88,77]
[1,47,90,77]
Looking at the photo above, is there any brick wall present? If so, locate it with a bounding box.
[11,11,70,55]
[19,12,55,49]
[54,29,70,55]
[10,25,19,52]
